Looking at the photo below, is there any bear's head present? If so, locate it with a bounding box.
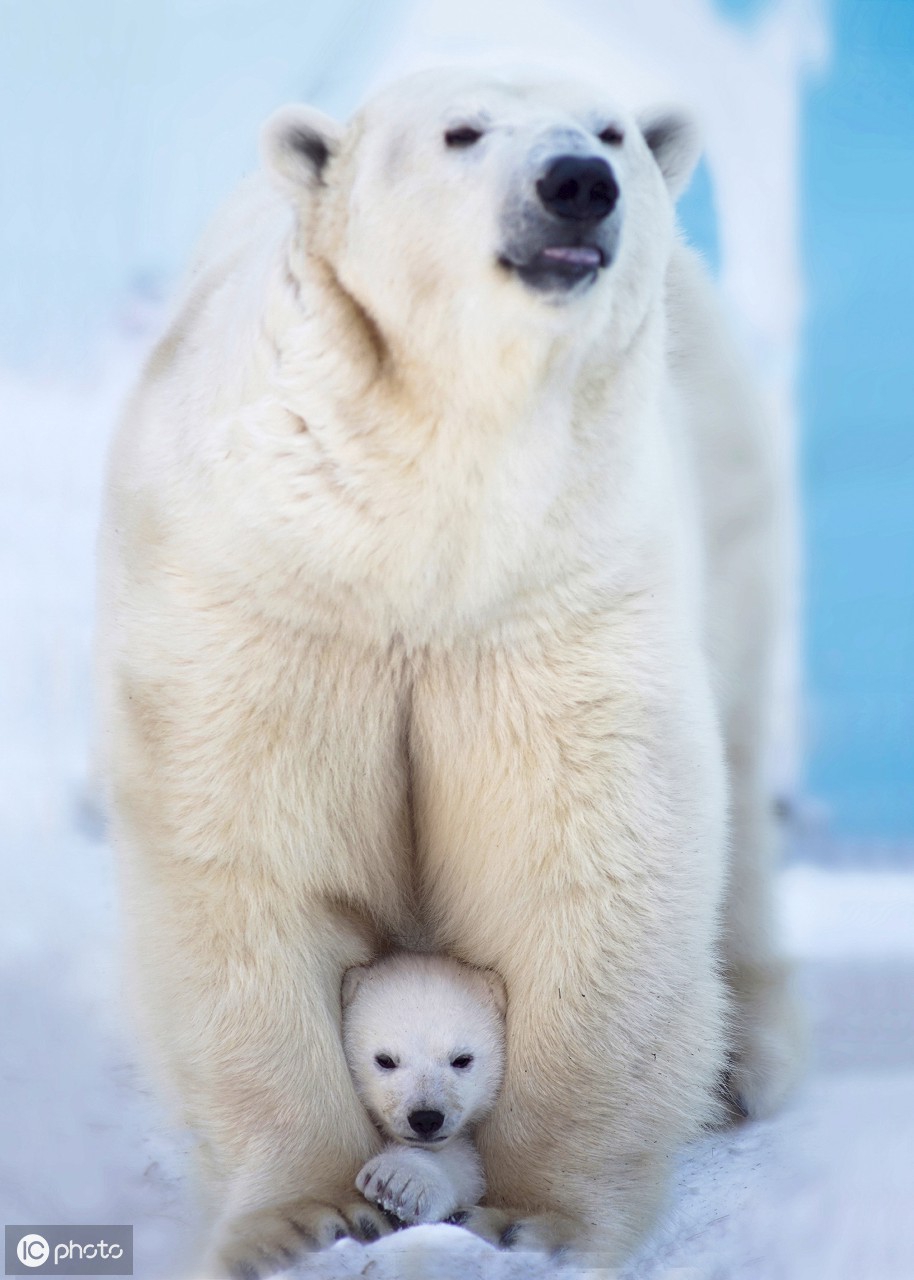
[341,954,507,1148]
[262,69,700,370]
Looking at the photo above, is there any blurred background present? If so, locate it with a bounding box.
[1,1,912,1276]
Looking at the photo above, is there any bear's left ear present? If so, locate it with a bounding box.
[638,108,701,201]
[261,104,343,194]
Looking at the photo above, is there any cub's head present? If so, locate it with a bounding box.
[262,68,700,355]
[341,954,507,1148]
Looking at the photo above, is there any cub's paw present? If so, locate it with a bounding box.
[208,1197,391,1278]
[724,960,808,1121]
[356,1150,455,1226]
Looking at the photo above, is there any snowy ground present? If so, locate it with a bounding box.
[2,345,912,1279]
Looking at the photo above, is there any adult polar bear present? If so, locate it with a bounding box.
[97,68,802,1275]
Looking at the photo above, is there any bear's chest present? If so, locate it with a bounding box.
[248,404,619,636]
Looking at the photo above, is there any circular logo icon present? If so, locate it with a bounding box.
[17,1235,50,1268]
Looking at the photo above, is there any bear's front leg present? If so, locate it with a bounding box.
[719,732,808,1121]
[411,623,730,1264]
[104,619,416,1279]
[138,882,396,1279]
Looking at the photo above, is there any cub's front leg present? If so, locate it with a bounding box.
[412,619,731,1263]
[356,1136,484,1225]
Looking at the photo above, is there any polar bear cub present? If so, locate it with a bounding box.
[342,954,507,1225]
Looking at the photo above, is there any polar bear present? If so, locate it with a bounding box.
[342,953,506,1226]
[96,66,804,1277]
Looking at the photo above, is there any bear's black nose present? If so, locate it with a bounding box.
[537,155,619,223]
[408,1109,445,1136]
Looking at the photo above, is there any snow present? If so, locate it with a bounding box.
[1,344,912,1278]
[782,864,914,960]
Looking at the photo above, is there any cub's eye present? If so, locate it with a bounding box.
[451,1054,474,1069]
[598,125,625,146]
[445,126,484,148]
[374,1054,397,1070]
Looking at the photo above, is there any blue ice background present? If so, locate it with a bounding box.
[0,0,910,843]
[799,0,914,839]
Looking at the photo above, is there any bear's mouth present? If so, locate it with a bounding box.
[499,243,606,292]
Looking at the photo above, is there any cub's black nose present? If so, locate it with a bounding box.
[537,155,619,223]
[408,1109,445,1136]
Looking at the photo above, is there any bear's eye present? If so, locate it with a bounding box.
[451,1054,474,1069]
[598,125,625,146]
[374,1054,398,1070]
[444,126,484,149]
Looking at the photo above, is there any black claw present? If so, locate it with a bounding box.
[287,1220,317,1245]
[722,1073,750,1119]
[445,1209,470,1227]
[333,1225,349,1241]
[499,1222,521,1248]
[356,1216,381,1242]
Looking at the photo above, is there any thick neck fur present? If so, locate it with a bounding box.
[190,212,682,645]
[271,221,666,469]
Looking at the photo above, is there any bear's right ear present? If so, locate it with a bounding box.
[341,965,371,1009]
[261,104,343,193]
[638,108,701,202]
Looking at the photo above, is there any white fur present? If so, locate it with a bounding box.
[341,953,505,1225]
[96,67,804,1277]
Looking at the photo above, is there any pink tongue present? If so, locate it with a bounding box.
[541,246,601,267]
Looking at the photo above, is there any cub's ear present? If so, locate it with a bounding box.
[638,108,701,201]
[261,104,343,193]
[478,968,508,1018]
[341,964,372,1010]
